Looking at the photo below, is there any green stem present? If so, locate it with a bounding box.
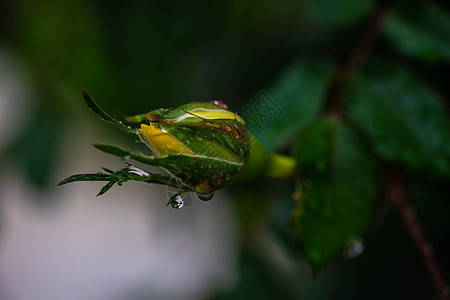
[234,136,296,182]
[265,153,297,179]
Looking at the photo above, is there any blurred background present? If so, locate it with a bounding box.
[0,0,449,299]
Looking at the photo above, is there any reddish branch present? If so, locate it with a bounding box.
[327,2,449,299]
[384,165,449,300]
[327,3,389,118]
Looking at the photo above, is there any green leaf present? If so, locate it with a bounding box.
[346,61,450,177]
[384,0,450,63]
[304,0,373,26]
[293,118,376,271]
[242,61,334,151]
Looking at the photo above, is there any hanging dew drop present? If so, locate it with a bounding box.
[170,195,185,209]
[166,177,199,208]
[196,191,214,201]
[343,238,365,259]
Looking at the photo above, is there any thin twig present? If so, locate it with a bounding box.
[327,3,390,118]
[383,164,449,300]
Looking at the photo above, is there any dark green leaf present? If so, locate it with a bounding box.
[304,0,373,26]
[242,61,334,151]
[384,0,450,63]
[346,61,450,177]
[293,118,376,271]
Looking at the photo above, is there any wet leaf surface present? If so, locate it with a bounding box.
[243,61,334,151]
[293,118,377,271]
[346,61,450,178]
[384,0,450,63]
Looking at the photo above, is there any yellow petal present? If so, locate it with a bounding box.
[140,124,195,157]
[190,109,244,123]
[171,108,244,124]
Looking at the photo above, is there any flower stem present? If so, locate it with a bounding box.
[264,153,296,179]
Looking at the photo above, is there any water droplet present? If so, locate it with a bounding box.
[225,174,231,180]
[170,195,184,209]
[209,100,228,109]
[343,238,365,259]
[196,136,204,141]
[166,177,199,208]
[196,191,214,201]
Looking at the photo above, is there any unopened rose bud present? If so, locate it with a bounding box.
[136,102,250,198]
[59,89,296,205]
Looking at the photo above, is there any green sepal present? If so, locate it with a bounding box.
[98,181,115,196]
[57,164,180,196]
[93,143,243,193]
[82,88,139,137]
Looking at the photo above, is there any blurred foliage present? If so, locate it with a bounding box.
[293,118,376,271]
[384,0,450,63]
[346,61,450,177]
[245,61,335,150]
[305,0,373,26]
[1,0,450,299]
